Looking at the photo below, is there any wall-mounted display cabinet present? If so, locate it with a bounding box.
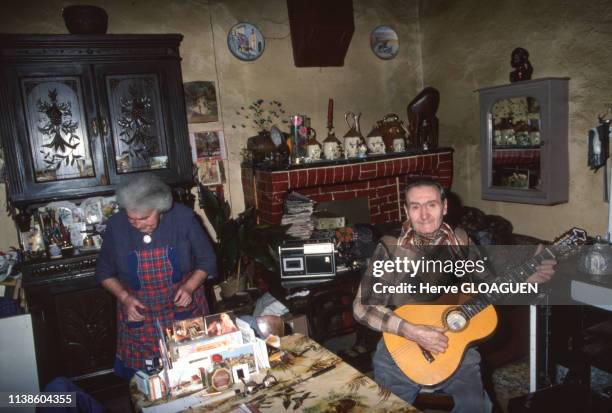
[478,77,569,204]
[0,34,193,209]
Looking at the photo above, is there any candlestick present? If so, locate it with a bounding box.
[327,98,334,130]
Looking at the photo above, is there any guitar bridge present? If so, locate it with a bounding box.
[419,345,435,363]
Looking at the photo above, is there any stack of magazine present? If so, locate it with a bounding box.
[281,191,315,239]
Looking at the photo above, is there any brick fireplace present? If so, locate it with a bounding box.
[241,149,454,225]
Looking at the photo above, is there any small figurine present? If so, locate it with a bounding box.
[509,47,533,83]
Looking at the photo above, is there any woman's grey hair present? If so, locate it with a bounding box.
[116,175,173,213]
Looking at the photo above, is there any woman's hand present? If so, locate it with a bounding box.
[122,294,147,322]
[174,284,194,307]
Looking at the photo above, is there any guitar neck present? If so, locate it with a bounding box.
[461,245,559,319]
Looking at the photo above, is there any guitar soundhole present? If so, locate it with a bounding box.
[445,309,468,332]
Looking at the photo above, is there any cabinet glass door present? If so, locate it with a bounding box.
[489,96,541,190]
[20,76,96,182]
[103,73,169,174]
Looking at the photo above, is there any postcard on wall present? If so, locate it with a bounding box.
[197,159,222,186]
[190,130,226,160]
[204,311,239,337]
[184,81,218,123]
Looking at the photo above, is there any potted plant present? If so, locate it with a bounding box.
[233,99,288,165]
[198,184,290,298]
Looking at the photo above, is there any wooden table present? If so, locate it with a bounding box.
[131,334,418,412]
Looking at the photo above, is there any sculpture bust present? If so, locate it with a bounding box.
[509,47,533,83]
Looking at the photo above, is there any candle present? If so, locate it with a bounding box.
[327,98,334,130]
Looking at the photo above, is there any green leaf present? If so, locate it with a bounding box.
[198,184,222,234]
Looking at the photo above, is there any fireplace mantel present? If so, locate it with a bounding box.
[241,148,454,225]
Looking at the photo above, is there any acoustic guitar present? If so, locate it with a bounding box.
[383,228,587,386]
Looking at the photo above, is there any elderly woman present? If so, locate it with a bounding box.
[96,175,217,380]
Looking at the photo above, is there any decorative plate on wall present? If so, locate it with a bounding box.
[227,22,265,61]
[370,25,399,60]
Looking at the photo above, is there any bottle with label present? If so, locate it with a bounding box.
[529,119,541,145]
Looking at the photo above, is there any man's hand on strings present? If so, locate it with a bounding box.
[526,244,557,284]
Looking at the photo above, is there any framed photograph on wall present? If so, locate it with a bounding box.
[190,130,226,160]
[197,159,222,186]
[184,81,218,123]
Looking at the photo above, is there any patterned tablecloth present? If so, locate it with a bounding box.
[131,333,419,412]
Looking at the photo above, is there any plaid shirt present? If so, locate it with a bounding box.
[353,225,489,336]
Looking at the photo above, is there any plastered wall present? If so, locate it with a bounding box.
[420,0,612,240]
[0,0,421,249]
[1,0,609,249]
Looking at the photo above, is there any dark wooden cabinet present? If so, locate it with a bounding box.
[1,34,194,390]
[26,274,117,387]
[0,34,193,209]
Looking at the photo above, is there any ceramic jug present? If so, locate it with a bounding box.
[305,127,322,161]
[323,128,342,160]
[378,113,408,152]
[343,112,365,159]
[366,125,386,155]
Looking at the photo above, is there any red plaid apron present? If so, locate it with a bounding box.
[116,246,207,370]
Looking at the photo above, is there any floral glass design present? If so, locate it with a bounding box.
[105,74,168,173]
[118,85,155,160]
[21,77,94,182]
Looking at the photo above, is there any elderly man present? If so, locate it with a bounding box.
[97,175,217,381]
[353,178,556,413]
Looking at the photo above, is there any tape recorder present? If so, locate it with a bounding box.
[278,238,336,282]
